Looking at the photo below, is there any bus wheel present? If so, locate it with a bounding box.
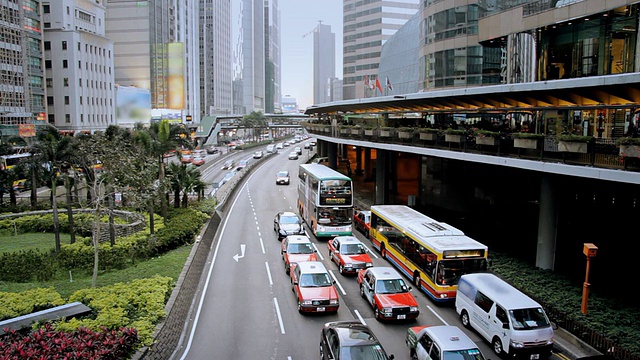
[380,245,386,259]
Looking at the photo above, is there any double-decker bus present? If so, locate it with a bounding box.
[0,152,32,171]
[370,205,488,303]
[297,163,353,239]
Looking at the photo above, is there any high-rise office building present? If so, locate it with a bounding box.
[42,0,115,133]
[239,0,265,114]
[200,0,232,116]
[264,0,281,113]
[342,0,419,100]
[107,0,200,124]
[313,22,335,105]
[0,0,46,136]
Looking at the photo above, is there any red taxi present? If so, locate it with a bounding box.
[357,266,420,321]
[353,210,371,238]
[328,236,373,275]
[281,235,317,274]
[291,261,339,314]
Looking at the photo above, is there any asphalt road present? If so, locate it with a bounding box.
[174,141,510,360]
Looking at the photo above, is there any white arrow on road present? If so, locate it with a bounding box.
[233,244,246,262]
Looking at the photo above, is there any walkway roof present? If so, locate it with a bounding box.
[305,73,640,115]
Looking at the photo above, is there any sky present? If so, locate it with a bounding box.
[278,0,343,110]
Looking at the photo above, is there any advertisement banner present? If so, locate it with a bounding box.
[167,42,185,110]
[18,124,35,137]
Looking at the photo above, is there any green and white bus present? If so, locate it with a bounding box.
[297,163,353,239]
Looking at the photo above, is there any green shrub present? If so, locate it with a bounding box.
[0,288,65,321]
[511,132,545,139]
[0,248,56,282]
[556,134,593,142]
[616,137,640,146]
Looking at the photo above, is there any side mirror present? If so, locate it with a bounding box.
[282,249,287,253]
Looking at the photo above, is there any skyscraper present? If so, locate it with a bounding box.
[200,0,232,116]
[0,0,46,136]
[106,0,200,124]
[264,0,281,113]
[240,0,265,114]
[342,0,419,100]
[313,22,335,105]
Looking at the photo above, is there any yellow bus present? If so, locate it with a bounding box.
[370,205,488,303]
[297,164,353,239]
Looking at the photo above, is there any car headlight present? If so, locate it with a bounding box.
[302,300,312,305]
[510,340,525,349]
[366,262,373,267]
[410,306,418,312]
[330,299,338,305]
[381,308,392,314]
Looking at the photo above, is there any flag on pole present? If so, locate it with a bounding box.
[386,77,393,91]
[375,77,383,93]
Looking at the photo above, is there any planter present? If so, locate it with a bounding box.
[340,128,350,135]
[379,129,391,137]
[351,128,361,135]
[364,129,375,136]
[419,132,436,141]
[558,141,588,153]
[514,138,538,149]
[445,134,463,143]
[475,136,497,146]
[398,131,412,139]
[620,144,640,158]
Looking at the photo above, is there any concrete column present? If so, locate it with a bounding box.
[355,147,363,175]
[536,174,558,270]
[364,148,372,180]
[375,149,388,204]
[328,142,338,169]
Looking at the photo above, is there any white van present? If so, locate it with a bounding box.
[455,273,554,359]
[266,144,276,153]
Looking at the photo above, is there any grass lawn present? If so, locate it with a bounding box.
[0,232,193,299]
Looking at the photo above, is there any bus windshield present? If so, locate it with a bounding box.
[317,208,352,226]
[436,259,487,286]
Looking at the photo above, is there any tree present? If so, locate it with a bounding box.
[33,125,73,254]
[242,111,267,142]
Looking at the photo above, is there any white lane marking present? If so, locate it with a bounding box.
[312,243,324,261]
[233,244,246,262]
[426,304,449,325]
[354,310,366,325]
[274,297,286,334]
[265,261,273,286]
[328,270,347,296]
[260,237,265,254]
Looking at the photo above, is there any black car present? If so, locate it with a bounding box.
[320,321,394,360]
[273,211,305,241]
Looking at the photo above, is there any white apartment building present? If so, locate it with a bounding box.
[342,0,419,100]
[43,0,115,133]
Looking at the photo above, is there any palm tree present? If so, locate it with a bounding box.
[33,125,73,254]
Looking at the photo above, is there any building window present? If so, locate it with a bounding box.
[46,78,52,87]
[62,41,67,50]
[65,114,71,123]
[79,78,82,87]
[44,23,50,28]
[45,60,52,69]
[64,96,69,105]
[78,42,81,51]
[78,61,81,69]
[43,4,50,13]
[62,60,68,68]
[79,96,82,105]
[47,96,54,105]
[48,114,55,124]
[44,41,51,50]
[81,114,84,123]
[64,78,69,86]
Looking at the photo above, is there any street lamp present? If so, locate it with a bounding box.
[581,243,598,314]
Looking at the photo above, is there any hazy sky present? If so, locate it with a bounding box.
[278,0,343,110]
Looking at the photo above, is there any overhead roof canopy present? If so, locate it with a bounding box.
[305,73,640,116]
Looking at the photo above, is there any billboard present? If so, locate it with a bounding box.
[151,109,182,124]
[116,85,151,126]
[167,42,185,110]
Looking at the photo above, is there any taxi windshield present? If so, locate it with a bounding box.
[288,243,314,254]
[375,279,408,294]
[341,243,365,255]
[299,273,332,287]
[442,349,486,360]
